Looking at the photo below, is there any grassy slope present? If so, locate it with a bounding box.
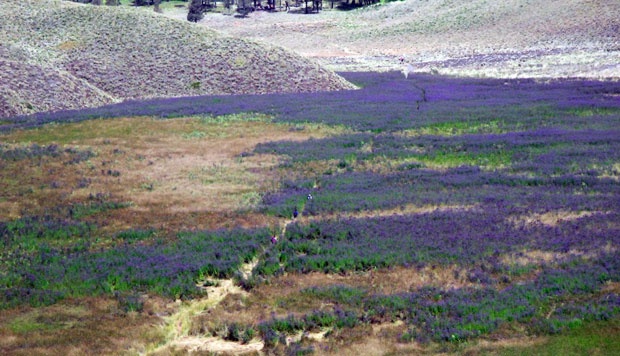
[0,0,355,119]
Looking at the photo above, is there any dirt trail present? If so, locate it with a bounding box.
[150,207,303,354]
[148,260,261,354]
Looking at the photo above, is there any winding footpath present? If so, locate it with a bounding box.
[147,201,309,354]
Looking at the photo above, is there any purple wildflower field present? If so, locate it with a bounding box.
[4,72,619,132]
[1,72,619,351]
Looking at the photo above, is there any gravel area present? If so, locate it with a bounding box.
[171,0,620,78]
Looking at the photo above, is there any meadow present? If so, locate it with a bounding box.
[1,71,619,354]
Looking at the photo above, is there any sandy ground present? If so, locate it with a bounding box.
[164,0,620,78]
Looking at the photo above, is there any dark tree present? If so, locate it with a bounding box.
[187,0,206,22]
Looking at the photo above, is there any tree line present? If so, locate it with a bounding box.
[66,1,180,6]
[65,0,384,22]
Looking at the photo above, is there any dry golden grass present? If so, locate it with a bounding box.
[507,209,603,227]
[463,336,547,356]
[258,264,478,298]
[168,335,264,354]
[305,323,425,356]
[297,203,481,226]
[0,114,343,231]
[0,296,166,355]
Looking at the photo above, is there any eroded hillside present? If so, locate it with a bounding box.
[0,0,355,118]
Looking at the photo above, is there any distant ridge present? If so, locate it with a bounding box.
[0,0,355,118]
[194,0,619,78]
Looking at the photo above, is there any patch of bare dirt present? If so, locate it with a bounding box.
[172,336,264,354]
[508,209,611,227]
[251,264,477,302]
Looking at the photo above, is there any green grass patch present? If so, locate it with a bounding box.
[70,200,133,219]
[1,118,136,145]
[411,119,512,136]
[195,112,272,125]
[8,318,57,334]
[115,228,156,242]
[6,307,86,334]
[301,285,368,307]
[418,150,512,169]
[495,318,620,356]
[1,216,94,252]
[566,107,620,117]
[181,130,207,139]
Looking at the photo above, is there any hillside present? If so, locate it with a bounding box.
[0,0,355,119]
[188,0,620,77]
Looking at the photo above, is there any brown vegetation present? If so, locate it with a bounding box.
[0,296,167,355]
[0,114,344,231]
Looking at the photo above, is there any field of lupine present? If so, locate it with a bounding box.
[1,71,619,354]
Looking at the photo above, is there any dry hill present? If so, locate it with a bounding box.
[0,0,355,119]
[189,0,620,78]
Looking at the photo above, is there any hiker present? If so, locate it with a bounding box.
[400,57,414,79]
[285,1,289,11]
[271,235,278,244]
[293,206,299,219]
[403,63,415,79]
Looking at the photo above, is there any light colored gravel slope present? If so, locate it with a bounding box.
[185,0,619,78]
[0,0,355,118]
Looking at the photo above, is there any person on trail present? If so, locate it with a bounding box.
[271,235,278,244]
[400,57,415,79]
[293,206,299,219]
